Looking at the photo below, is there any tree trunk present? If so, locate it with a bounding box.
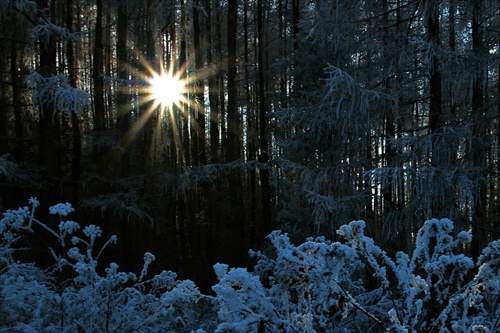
[470,0,487,260]
[140,0,157,171]
[66,0,81,202]
[226,0,245,266]
[193,0,206,165]
[37,0,60,202]
[227,0,240,162]
[257,0,272,237]
[207,0,220,163]
[427,0,442,135]
[10,17,24,162]
[93,0,107,171]
[116,1,130,177]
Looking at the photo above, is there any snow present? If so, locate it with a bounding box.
[1,198,499,332]
[49,203,74,217]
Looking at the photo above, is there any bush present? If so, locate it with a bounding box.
[0,198,217,333]
[1,199,499,332]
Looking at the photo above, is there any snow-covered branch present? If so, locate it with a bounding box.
[27,71,90,118]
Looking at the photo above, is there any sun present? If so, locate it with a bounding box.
[149,72,185,108]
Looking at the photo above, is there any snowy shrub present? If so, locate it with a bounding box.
[213,263,280,332]
[337,219,499,332]
[213,231,378,332]
[1,199,499,332]
[0,199,216,333]
[213,220,499,333]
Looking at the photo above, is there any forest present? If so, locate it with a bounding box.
[1,0,500,331]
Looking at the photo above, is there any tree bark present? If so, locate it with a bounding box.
[207,0,220,163]
[470,0,487,260]
[93,0,105,130]
[116,1,130,177]
[257,0,272,237]
[193,0,206,165]
[93,0,107,172]
[178,0,190,168]
[10,17,24,161]
[427,0,442,135]
[66,0,81,202]
[37,0,60,202]
[226,0,240,162]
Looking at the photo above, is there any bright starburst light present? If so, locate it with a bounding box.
[117,50,214,168]
[148,70,186,109]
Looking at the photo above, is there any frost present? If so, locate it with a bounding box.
[27,197,39,209]
[458,231,472,244]
[139,252,156,281]
[26,71,91,118]
[213,263,229,279]
[0,0,36,15]
[49,203,74,216]
[1,199,216,331]
[1,199,500,332]
[163,280,200,304]
[58,220,80,234]
[472,326,490,333]
[32,18,78,43]
[82,224,102,240]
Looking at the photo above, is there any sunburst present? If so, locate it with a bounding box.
[147,69,186,110]
[116,50,213,168]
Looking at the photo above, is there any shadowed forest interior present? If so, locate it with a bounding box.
[1,0,500,292]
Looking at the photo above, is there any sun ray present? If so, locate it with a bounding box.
[113,46,218,168]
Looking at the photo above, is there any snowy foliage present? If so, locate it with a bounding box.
[0,199,217,333]
[1,200,499,332]
[27,71,91,118]
[32,18,79,43]
[81,190,153,224]
[336,219,484,332]
[0,0,36,15]
[0,154,31,186]
[273,65,395,232]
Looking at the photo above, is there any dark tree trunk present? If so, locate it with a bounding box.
[227,0,240,162]
[470,0,487,260]
[180,0,190,168]
[11,22,23,162]
[257,0,272,237]
[37,0,60,202]
[93,0,107,172]
[140,0,157,171]
[207,0,220,164]
[116,1,131,177]
[226,0,245,267]
[193,0,206,165]
[427,0,442,135]
[66,0,81,203]
[93,0,105,130]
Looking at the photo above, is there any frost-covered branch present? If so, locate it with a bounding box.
[27,71,90,119]
[33,18,79,44]
[0,0,36,17]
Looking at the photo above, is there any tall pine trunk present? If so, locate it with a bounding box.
[470,0,487,260]
[257,0,272,238]
[66,0,81,202]
[227,0,244,266]
[116,1,130,177]
[37,0,60,203]
[93,0,107,172]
